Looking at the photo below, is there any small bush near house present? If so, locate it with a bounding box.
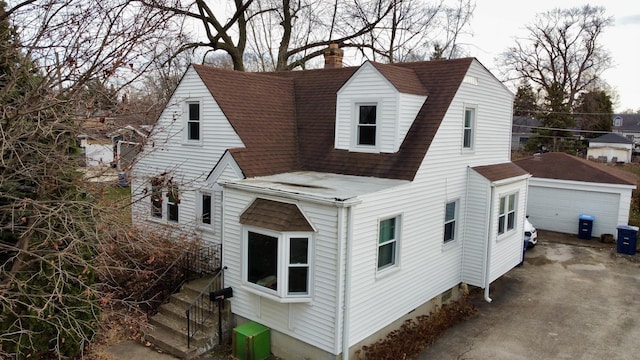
[355,296,477,360]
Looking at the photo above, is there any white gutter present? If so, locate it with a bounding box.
[484,184,496,303]
[222,181,362,207]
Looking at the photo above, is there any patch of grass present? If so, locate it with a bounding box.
[103,186,131,202]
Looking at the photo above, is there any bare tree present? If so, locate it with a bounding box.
[500,5,613,110]
[0,1,197,357]
[141,0,473,71]
[353,0,474,63]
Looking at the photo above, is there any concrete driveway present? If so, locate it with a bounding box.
[418,232,640,360]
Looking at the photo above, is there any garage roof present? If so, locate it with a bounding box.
[472,162,529,182]
[514,152,637,186]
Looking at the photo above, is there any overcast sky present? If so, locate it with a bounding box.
[458,1,640,112]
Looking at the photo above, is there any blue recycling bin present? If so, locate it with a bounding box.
[578,214,594,239]
[616,225,638,255]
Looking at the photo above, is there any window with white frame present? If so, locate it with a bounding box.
[166,184,179,223]
[498,193,516,235]
[245,228,312,298]
[187,102,200,141]
[150,181,162,218]
[357,104,377,146]
[444,201,457,243]
[200,192,212,226]
[463,107,475,149]
[377,216,399,271]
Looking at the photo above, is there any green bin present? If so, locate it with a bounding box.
[233,321,270,360]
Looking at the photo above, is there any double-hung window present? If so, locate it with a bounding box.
[377,216,400,271]
[463,107,475,149]
[245,228,312,299]
[201,193,212,226]
[187,102,200,141]
[357,104,377,146]
[150,181,162,218]
[166,184,179,223]
[444,201,457,243]
[498,193,516,235]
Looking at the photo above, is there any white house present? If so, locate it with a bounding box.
[514,152,636,238]
[587,133,634,163]
[131,53,529,359]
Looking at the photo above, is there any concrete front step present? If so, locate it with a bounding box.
[179,276,221,298]
[145,325,198,359]
[145,276,223,359]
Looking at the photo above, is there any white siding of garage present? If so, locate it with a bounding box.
[526,178,635,238]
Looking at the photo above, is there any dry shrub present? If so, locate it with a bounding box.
[95,225,201,314]
[356,296,477,360]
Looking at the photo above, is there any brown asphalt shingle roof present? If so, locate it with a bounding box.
[513,152,637,186]
[193,58,474,180]
[239,198,314,232]
[473,162,529,182]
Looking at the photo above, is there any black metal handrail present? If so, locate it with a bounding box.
[186,266,226,348]
[142,243,222,315]
[183,244,222,282]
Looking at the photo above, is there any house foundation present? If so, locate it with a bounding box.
[231,283,464,360]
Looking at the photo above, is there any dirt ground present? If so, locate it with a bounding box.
[417,230,640,359]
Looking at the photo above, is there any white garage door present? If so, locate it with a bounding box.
[527,186,620,237]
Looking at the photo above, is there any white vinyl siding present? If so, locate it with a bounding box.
[462,170,490,287]
[223,189,340,354]
[131,65,245,244]
[489,181,528,282]
[344,59,516,348]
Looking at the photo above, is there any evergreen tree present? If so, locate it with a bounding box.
[513,80,538,116]
[576,90,613,137]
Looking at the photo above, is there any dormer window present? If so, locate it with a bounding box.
[357,104,377,146]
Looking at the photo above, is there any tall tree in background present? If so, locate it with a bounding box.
[140,0,474,71]
[531,82,576,152]
[576,90,613,137]
[500,5,612,110]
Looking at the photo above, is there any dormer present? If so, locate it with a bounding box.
[334,61,428,154]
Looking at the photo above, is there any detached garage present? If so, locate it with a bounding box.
[514,152,637,238]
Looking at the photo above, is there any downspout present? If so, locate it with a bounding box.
[484,184,496,303]
[342,204,355,360]
[334,205,345,354]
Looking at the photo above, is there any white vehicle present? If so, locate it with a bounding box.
[524,217,538,248]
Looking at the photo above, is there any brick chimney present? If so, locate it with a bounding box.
[324,43,343,69]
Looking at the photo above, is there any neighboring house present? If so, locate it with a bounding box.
[131,53,529,359]
[612,113,640,153]
[108,125,150,170]
[511,115,540,150]
[587,133,633,163]
[514,152,636,238]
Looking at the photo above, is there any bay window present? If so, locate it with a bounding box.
[244,228,312,300]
